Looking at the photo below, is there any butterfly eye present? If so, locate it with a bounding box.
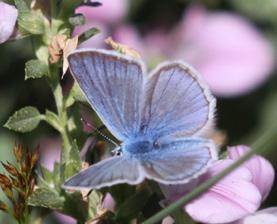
[153,141,160,149]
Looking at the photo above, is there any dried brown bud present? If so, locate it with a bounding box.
[9,176,20,188]
[17,174,25,188]
[13,145,23,162]
[0,174,11,187]
[62,35,78,76]
[105,37,141,59]
[48,34,67,63]
[0,200,7,212]
[25,151,32,171]
[4,186,13,200]
[1,162,19,177]
[31,146,39,169]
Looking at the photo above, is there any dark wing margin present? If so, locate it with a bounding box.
[68,49,145,141]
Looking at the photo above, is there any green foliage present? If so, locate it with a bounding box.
[4,106,44,133]
[68,14,86,26]
[14,0,29,13]
[78,27,100,45]
[28,187,65,210]
[44,110,63,132]
[88,191,102,219]
[17,13,46,35]
[115,187,152,222]
[61,140,81,181]
[69,82,88,104]
[25,59,49,80]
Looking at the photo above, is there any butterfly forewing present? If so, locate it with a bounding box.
[141,62,215,138]
[68,49,145,141]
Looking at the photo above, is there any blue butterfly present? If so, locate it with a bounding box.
[63,49,217,190]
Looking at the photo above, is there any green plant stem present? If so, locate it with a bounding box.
[50,0,57,19]
[143,126,275,224]
[48,66,71,164]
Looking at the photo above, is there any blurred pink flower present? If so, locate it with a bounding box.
[39,137,61,171]
[74,0,129,48]
[0,2,18,44]
[133,5,274,96]
[113,24,145,54]
[102,193,116,212]
[231,207,277,224]
[161,145,274,224]
[53,212,77,224]
[172,5,274,97]
[76,0,128,25]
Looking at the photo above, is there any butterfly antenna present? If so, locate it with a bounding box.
[81,118,119,147]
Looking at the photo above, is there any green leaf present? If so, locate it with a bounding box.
[116,187,152,222]
[173,210,194,224]
[4,106,44,133]
[61,140,81,181]
[78,27,100,44]
[88,191,102,219]
[37,166,55,189]
[18,13,45,35]
[70,82,88,104]
[14,0,29,13]
[68,14,86,26]
[44,110,63,132]
[28,187,65,210]
[25,59,48,80]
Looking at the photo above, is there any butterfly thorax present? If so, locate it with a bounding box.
[121,138,160,159]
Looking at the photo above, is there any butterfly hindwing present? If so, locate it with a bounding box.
[141,138,217,184]
[63,156,144,190]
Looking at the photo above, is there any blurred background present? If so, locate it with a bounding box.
[0,0,277,223]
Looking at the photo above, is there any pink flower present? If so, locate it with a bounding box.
[161,145,275,224]
[53,212,77,224]
[113,24,145,54]
[0,2,18,44]
[74,0,129,48]
[102,193,116,212]
[76,0,128,25]
[39,137,61,171]
[231,207,277,224]
[172,6,274,97]
[135,5,274,96]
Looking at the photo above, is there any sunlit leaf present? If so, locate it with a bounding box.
[25,59,48,80]
[4,106,44,133]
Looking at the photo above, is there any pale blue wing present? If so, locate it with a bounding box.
[63,156,144,190]
[141,62,215,138]
[68,49,145,141]
[141,138,217,184]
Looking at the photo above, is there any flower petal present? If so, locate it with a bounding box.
[76,0,128,24]
[185,160,262,223]
[0,2,18,44]
[232,207,277,224]
[175,5,274,97]
[228,145,275,200]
